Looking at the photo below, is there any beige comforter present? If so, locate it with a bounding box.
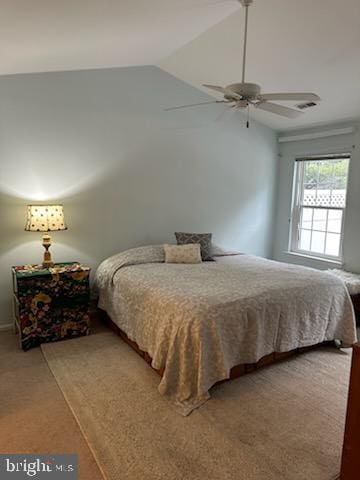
[95,246,357,415]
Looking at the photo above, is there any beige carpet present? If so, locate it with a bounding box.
[0,328,104,480]
[41,330,352,480]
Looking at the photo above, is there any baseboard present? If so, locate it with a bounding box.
[0,323,13,332]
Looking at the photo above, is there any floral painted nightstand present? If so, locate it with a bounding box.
[12,262,91,351]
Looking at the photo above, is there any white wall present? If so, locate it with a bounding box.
[272,122,360,272]
[0,65,278,326]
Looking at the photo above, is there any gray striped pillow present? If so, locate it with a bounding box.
[174,232,214,261]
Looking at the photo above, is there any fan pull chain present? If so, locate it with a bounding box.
[246,104,250,128]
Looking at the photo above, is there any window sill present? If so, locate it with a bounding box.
[284,251,344,266]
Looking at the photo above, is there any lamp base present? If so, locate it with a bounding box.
[42,233,54,268]
[42,259,54,268]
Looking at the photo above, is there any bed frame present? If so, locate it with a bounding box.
[341,343,360,479]
[351,294,360,326]
[97,308,335,382]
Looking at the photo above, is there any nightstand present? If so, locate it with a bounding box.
[12,262,91,351]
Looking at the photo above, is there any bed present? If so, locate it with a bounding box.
[95,245,357,415]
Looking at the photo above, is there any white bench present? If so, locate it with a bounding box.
[328,269,360,295]
[328,269,360,325]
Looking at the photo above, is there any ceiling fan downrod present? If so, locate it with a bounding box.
[238,0,253,83]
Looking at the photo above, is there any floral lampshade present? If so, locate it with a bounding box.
[25,205,67,232]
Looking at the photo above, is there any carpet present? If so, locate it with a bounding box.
[0,328,104,480]
[41,330,352,480]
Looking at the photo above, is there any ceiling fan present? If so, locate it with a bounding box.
[165,0,320,127]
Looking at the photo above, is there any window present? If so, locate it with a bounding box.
[290,154,350,261]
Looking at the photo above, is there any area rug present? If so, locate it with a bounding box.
[41,330,352,480]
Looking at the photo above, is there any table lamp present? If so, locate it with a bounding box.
[25,205,67,267]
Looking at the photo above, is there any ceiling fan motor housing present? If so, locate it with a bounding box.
[227,83,261,99]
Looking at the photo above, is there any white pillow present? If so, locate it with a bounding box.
[164,244,202,264]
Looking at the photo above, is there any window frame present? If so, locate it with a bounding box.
[289,153,350,262]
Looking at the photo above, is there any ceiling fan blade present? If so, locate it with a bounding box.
[260,93,321,102]
[255,102,303,119]
[202,84,228,94]
[164,100,226,111]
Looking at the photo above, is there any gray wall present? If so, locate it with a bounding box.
[272,122,360,272]
[0,65,278,326]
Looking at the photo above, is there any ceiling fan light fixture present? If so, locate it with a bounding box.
[236,100,249,108]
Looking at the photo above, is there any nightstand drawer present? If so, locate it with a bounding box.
[16,268,90,299]
[21,304,90,351]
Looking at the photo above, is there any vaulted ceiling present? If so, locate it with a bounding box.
[0,0,238,74]
[1,0,360,131]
